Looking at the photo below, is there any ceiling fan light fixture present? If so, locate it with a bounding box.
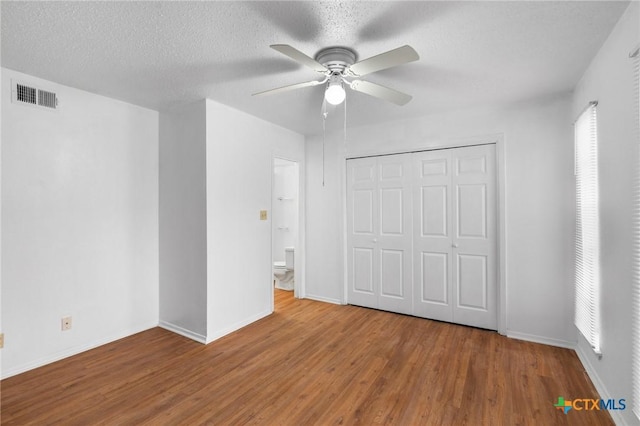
[325,81,346,105]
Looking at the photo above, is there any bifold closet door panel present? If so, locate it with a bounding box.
[346,154,413,314]
[347,157,379,309]
[412,145,497,329]
[376,154,413,315]
[412,150,455,322]
[451,144,497,330]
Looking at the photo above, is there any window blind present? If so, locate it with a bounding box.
[574,101,601,356]
[631,45,640,421]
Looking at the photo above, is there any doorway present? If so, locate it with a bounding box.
[272,158,300,307]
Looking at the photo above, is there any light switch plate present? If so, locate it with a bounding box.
[260,210,268,220]
[0,333,4,349]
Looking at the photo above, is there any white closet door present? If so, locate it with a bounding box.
[347,145,497,331]
[377,154,413,315]
[451,145,497,330]
[412,144,497,329]
[413,149,455,322]
[347,157,379,309]
[346,154,413,314]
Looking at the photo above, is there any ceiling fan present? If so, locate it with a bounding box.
[252,44,419,106]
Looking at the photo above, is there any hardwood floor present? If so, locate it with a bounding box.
[2,290,612,425]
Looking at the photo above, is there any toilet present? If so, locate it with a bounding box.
[274,247,294,291]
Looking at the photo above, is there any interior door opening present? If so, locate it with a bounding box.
[272,158,300,308]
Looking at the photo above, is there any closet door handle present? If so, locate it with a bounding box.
[372,238,378,243]
[452,243,459,248]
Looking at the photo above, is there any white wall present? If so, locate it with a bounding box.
[205,99,304,341]
[1,5,4,376]
[159,100,208,341]
[572,3,639,425]
[306,93,576,346]
[305,125,348,305]
[1,68,159,378]
[1,4,4,373]
[158,99,305,343]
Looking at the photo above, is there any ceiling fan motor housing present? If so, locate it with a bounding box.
[315,47,357,74]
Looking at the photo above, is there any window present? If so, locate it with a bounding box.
[631,44,640,421]
[574,101,601,356]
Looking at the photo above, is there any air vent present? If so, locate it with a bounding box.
[38,89,57,109]
[12,80,59,111]
[17,84,36,105]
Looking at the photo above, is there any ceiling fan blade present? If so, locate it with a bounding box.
[347,45,419,77]
[252,80,324,97]
[270,44,328,73]
[349,80,413,106]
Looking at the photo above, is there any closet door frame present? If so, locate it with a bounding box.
[341,135,507,335]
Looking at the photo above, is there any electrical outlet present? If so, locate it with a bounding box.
[0,333,4,349]
[61,316,72,331]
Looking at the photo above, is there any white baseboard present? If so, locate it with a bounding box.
[304,294,343,305]
[205,309,272,344]
[1,321,158,380]
[575,344,629,426]
[506,330,576,349]
[158,320,207,344]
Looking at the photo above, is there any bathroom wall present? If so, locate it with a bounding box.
[272,159,299,263]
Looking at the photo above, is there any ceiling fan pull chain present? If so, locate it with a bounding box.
[322,110,327,187]
[344,93,347,149]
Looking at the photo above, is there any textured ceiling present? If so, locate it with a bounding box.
[1,1,630,136]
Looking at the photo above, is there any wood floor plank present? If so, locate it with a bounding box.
[1,290,614,425]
